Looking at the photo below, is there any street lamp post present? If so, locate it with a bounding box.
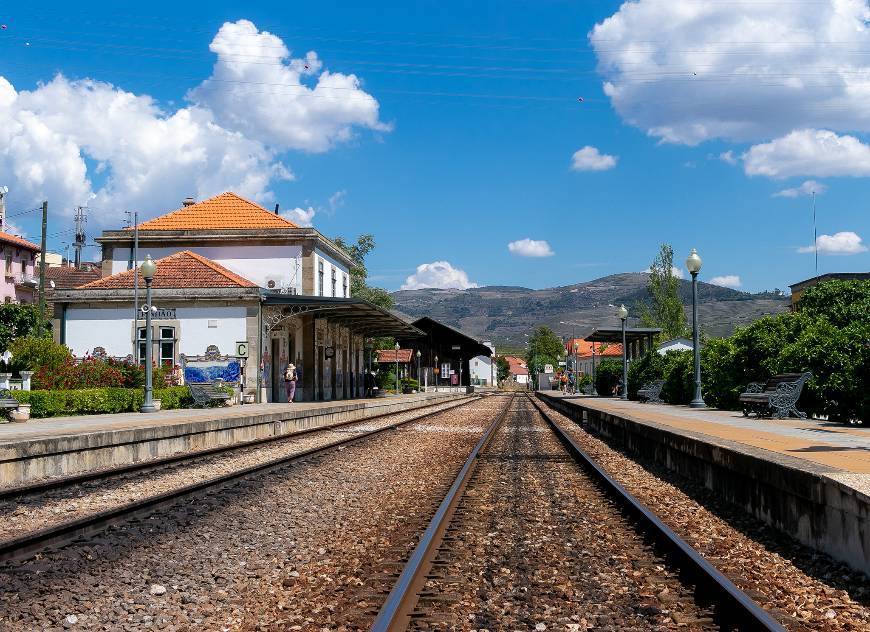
[434,355,439,392]
[140,255,158,413]
[591,342,598,396]
[394,341,400,394]
[686,248,706,408]
[416,350,421,391]
[617,304,628,400]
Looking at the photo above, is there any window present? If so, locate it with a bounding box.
[4,255,11,274]
[137,327,147,364]
[318,261,324,296]
[159,327,175,367]
[343,274,348,298]
[331,269,337,297]
[20,259,26,274]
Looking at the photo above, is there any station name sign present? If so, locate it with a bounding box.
[138,308,177,320]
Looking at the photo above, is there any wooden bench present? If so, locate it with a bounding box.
[637,380,665,403]
[738,372,812,419]
[0,388,19,419]
[189,382,232,408]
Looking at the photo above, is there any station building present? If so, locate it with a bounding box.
[50,192,420,403]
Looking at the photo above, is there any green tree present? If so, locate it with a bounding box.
[0,304,43,353]
[795,279,870,328]
[524,326,564,374]
[10,336,72,373]
[496,356,510,383]
[638,243,688,340]
[333,234,394,311]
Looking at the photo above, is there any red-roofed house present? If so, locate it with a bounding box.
[51,193,420,404]
[564,338,623,376]
[0,232,40,304]
[503,355,529,385]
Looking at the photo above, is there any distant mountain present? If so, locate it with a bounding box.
[392,273,790,349]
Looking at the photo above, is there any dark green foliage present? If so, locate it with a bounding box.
[627,351,665,400]
[376,369,397,392]
[496,356,510,383]
[638,244,688,340]
[10,336,72,373]
[401,377,419,391]
[524,326,564,373]
[15,386,194,418]
[694,279,869,422]
[660,350,694,405]
[595,358,623,396]
[796,279,870,328]
[0,304,43,353]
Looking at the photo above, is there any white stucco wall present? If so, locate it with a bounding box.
[470,355,493,385]
[64,305,248,359]
[111,245,303,294]
[313,249,350,298]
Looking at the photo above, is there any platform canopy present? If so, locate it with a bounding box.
[584,327,662,344]
[406,317,493,358]
[262,293,424,338]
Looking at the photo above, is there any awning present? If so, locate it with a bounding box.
[261,293,424,338]
[584,327,662,344]
[404,316,493,358]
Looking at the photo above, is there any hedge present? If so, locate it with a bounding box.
[15,386,197,418]
[594,359,623,396]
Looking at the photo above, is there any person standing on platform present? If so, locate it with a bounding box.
[284,362,298,403]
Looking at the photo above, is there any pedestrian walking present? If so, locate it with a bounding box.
[284,362,297,402]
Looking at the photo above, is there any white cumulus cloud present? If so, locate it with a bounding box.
[743,129,870,179]
[0,19,388,225]
[773,180,827,198]
[591,1,870,145]
[798,231,868,255]
[643,265,684,279]
[507,238,554,257]
[282,206,316,227]
[719,151,738,166]
[709,275,742,289]
[571,146,617,171]
[401,261,478,290]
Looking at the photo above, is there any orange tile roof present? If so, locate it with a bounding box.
[0,232,40,251]
[376,349,414,363]
[80,251,257,290]
[565,338,623,358]
[44,266,102,289]
[133,192,298,230]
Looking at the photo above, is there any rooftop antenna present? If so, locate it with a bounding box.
[812,190,818,277]
[73,205,88,269]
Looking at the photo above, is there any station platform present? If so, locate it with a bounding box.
[536,391,870,575]
[0,392,469,486]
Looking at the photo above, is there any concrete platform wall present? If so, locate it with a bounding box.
[0,393,469,486]
[537,393,870,576]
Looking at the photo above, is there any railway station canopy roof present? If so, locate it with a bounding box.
[584,327,662,344]
[261,293,424,338]
[404,317,493,358]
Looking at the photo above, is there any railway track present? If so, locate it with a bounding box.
[371,393,784,631]
[0,395,478,564]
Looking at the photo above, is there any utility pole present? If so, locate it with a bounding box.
[0,185,8,232]
[38,201,48,328]
[73,206,87,269]
[125,211,140,360]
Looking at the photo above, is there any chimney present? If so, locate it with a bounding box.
[182,197,196,207]
[274,203,280,215]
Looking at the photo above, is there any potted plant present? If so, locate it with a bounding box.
[401,378,419,394]
[9,404,31,422]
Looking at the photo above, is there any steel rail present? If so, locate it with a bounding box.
[0,396,475,501]
[0,396,482,564]
[370,393,515,632]
[528,394,784,632]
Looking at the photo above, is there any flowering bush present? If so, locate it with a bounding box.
[16,386,197,417]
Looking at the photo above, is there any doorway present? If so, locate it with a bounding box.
[271,338,281,402]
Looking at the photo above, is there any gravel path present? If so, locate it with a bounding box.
[0,395,509,630]
[414,395,714,631]
[0,398,472,542]
[542,398,870,631]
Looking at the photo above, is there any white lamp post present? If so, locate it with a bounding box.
[416,349,421,391]
[434,355,439,392]
[617,304,629,399]
[686,248,706,408]
[140,255,158,413]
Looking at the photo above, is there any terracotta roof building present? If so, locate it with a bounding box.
[43,265,102,290]
[0,231,40,305]
[134,192,298,231]
[81,251,257,290]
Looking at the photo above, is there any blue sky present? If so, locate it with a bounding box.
[1,0,868,293]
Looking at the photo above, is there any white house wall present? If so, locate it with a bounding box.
[111,245,303,293]
[313,249,350,298]
[64,306,248,359]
